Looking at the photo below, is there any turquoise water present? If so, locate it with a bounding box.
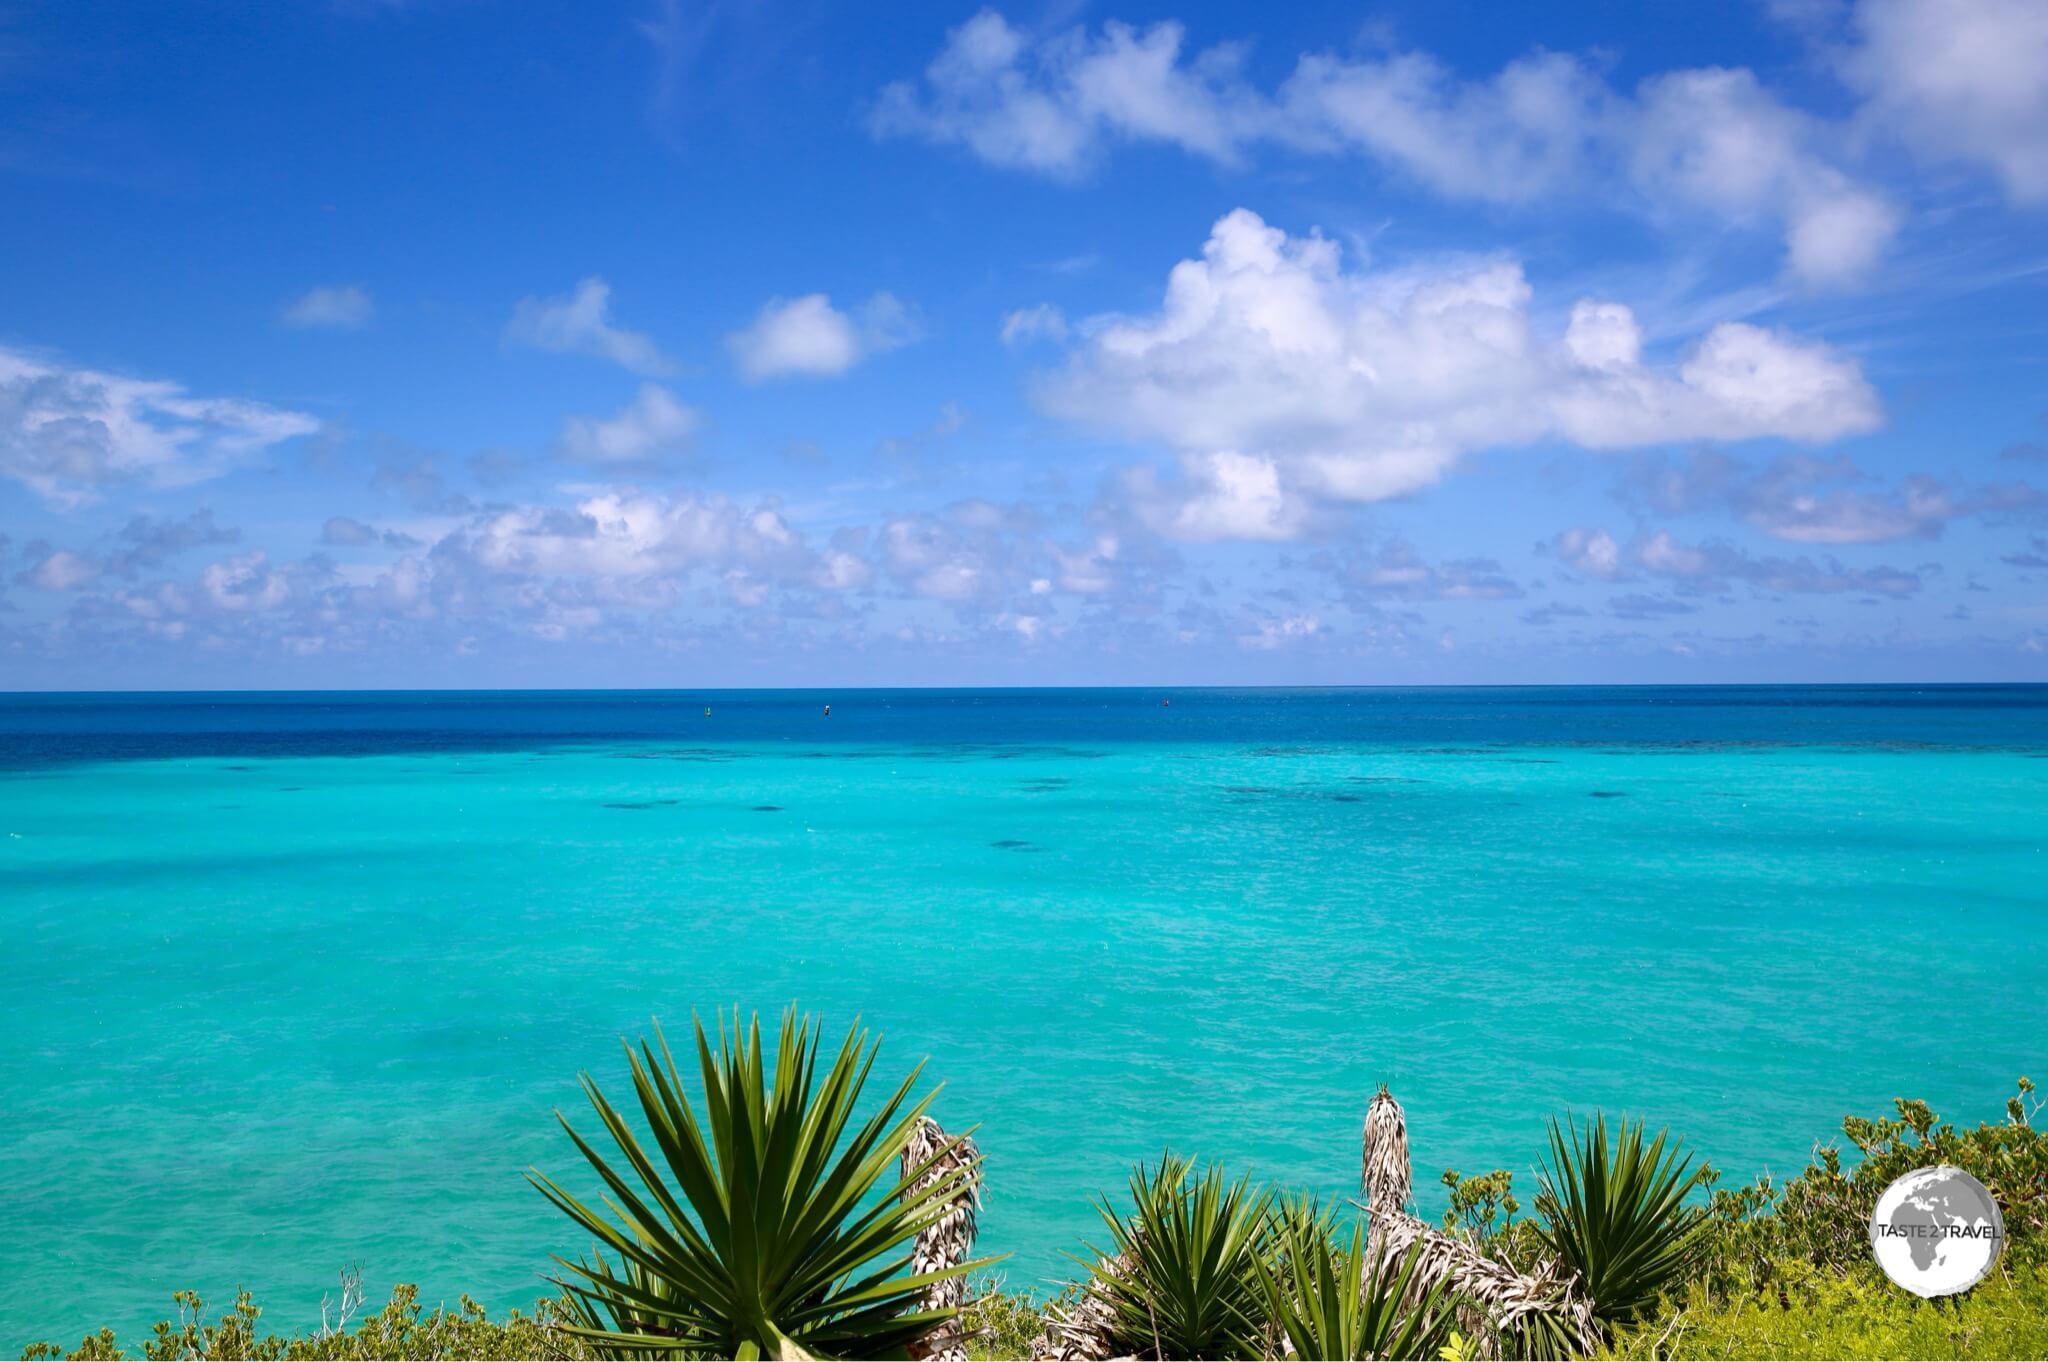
[3,687,2045,1347]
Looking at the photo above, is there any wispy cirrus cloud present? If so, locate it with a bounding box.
[280,284,374,330]
[0,346,318,505]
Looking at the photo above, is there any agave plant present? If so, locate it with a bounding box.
[1255,1200,1458,1361]
[530,1007,996,1360]
[1078,1153,1275,1360]
[1533,1112,1712,1331]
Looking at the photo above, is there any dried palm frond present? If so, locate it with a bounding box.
[903,1115,986,1362]
[1359,1087,1601,1358]
[1362,1084,1413,1214]
[1030,1253,1130,1362]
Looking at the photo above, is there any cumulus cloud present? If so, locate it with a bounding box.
[871,10,1268,177]
[558,383,701,465]
[1315,540,1525,603]
[1240,612,1321,650]
[1552,527,1626,578]
[1620,450,2041,544]
[877,12,1900,285]
[13,511,239,594]
[506,277,674,376]
[281,285,374,330]
[1839,0,2048,201]
[1637,530,1922,596]
[1040,210,1881,540]
[23,548,103,591]
[726,292,919,380]
[107,510,239,574]
[1548,522,1923,596]
[320,515,420,550]
[0,347,319,504]
[448,489,818,585]
[1627,68,1900,288]
[201,551,292,612]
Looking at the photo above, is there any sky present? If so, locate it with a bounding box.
[2,0,2046,689]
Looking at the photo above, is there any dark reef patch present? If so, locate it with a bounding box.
[750,804,784,812]
[990,839,1041,851]
[1588,790,1629,798]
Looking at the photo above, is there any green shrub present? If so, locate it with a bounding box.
[1705,1078,2045,1291]
[956,1278,1050,1361]
[1605,1259,2048,1360]
[20,1285,586,1361]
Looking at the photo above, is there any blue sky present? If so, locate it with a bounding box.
[2,0,2046,688]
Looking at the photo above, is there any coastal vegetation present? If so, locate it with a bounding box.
[19,1012,2044,1361]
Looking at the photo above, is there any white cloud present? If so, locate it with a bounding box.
[1277,48,1605,203]
[1001,303,1069,345]
[1554,527,1625,578]
[558,383,701,465]
[454,490,814,583]
[871,10,1267,177]
[1620,450,2034,543]
[281,285,374,330]
[202,551,291,612]
[1636,530,1923,595]
[727,292,919,380]
[878,13,1903,285]
[1040,210,1882,539]
[0,346,320,505]
[1627,68,1900,288]
[1840,0,2048,201]
[1241,612,1320,650]
[506,277,674,376]
[25,548,102,591]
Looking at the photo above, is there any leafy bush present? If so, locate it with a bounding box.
[1704,1077,2044,1291]
[1080,1154,1275,1360]
[530,1007,992,1359]
[20,1285,585,1361]
[1535,1114,1713,1332]
[956,1278,1050,1361]
[1605,1259,2048,1360]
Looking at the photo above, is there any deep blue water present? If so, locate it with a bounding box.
[2,686,2044,1348]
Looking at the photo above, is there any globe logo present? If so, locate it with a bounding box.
[1868,1166,2005,1297]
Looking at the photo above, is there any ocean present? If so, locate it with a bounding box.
[2,686,2044,1347]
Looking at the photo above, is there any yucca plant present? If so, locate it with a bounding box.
[1078,1153,1275,1360]
[530,1007,997,1360]
[1255,1200,1459,1361]
[1533,1112,1712,1332]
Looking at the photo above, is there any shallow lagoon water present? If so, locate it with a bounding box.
[3,686,2045,1346]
